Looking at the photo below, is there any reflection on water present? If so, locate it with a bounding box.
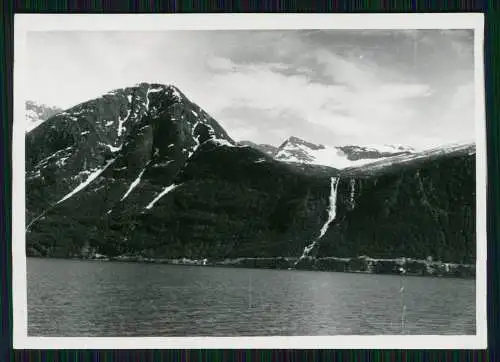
[27,258,476,336]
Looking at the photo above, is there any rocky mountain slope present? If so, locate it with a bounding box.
[25,83,476,272]
[25,101,63,133]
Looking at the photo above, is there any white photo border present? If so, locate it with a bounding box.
[12,13,487,350]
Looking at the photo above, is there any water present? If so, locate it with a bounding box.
[27,258,476,336]
[296,176,340,265]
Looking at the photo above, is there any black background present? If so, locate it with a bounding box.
[1,1,497,361]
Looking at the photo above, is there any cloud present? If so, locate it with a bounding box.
[200,46,433,146]
[441,82,475,137]
[26,30,475,149]
[402,82,475,149]
[206,56,236,71]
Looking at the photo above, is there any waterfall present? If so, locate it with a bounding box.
[294,177,340,266]
[349,178,356,209]
[318,177,341,239]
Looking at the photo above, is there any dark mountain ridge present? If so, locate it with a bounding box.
[25,83,476,276]
[237,140,277,156]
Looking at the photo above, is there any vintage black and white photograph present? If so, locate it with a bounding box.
[13,14,486,349]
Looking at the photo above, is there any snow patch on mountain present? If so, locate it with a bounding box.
[56,158,117,205]
[117,109,131,137]
[344,142,475,173]
[188,121,201,158]
[145,87,157,111]
[274,136,415,170]
[99,142,123,153]
[55,156,70,168]
[351,144,415,153]
[121,164,150,201]
[33,146,74,171]
[145,183,181,209]
[275,141,374,169]
[152,160,174,168]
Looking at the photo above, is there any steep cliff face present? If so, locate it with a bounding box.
[314,146,476,264]
[25,83,476,267]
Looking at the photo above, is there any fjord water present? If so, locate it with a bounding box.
[27,258,476,336]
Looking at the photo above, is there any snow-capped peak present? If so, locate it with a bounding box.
[340,144,415,154]
[343,142,475,174]
[273,136,415,170]
[25,101,63,133]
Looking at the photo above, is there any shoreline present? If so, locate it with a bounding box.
[26,254,476,279]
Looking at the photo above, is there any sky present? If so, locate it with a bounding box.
[26,29,476,149]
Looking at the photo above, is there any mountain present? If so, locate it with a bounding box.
[314,143,475,263]
[25,101,63,132]
[26,83,233,220]
[25,83,476,276]
[273,136,415,169]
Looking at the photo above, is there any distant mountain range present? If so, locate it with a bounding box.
[236,137,416,170]
[25,83,476,275]
[24,102,415,170]
[236,141,277,156]
[24,101,443,171]
[25,101,63,133]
